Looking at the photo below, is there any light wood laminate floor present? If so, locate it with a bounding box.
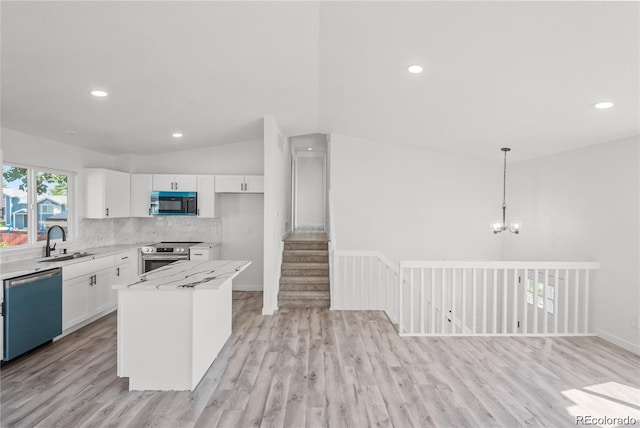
[2,291,639,427]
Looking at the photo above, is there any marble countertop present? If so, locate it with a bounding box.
[0,244,144,280]
[114,259,250,290]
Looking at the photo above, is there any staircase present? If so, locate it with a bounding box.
[278,238,330,308]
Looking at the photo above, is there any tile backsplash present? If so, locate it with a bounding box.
[81,217,222,246]
[130,217,222,244]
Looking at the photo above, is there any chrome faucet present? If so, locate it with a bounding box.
[45,225,67,257]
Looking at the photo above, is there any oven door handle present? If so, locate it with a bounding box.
[141,254,190,260]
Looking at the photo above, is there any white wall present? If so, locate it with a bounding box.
[329,134,502,263]
[218,194,264,289]
[503,136,640,353]
[291,133,328,232]
[290,133,327,153]
[263,116,292,314]
[294,153,325,229]
[129,140,264,175]
[1,127,116,172]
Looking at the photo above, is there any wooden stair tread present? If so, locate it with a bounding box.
[283,249,328,255]
[279,290,330,299]
[279,282,329,291]
[280,276,329,284]
[281,262,328,269]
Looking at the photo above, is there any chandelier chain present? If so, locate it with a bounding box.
[502,148,507,208]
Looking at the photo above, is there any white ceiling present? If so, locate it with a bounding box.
[2,1,638,161]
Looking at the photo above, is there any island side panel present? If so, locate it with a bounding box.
[120,289,194,391]
[191,278,232,389]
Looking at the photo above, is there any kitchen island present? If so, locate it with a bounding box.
[114,259,250,391]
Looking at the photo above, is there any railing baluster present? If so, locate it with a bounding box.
[554,268,559,334]
[502,269,507,334]
[512,269,518,334]
[584,270,590,334]
[376,258,380,310]
[341,256,345,309]
[441,268,446,334]
[493,269,497,334]
[452,269,457,334]
[420,268,425,335]
[410,268,415,335]
[431,268,436,334]
[543,269,549,334]
[472,268,477,334]
[574,269,580,335]
[533,269,539,334]
[564,268,569,334]
[369,257,374,310]
[351,257,356,309]
[482,269,487,335]
[522,269,528,334]
[333,256,339,309]
[462,269,467,335]
[399,265,404,335]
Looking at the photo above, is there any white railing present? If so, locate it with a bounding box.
[398,261,600,336]
[332,250,400,324]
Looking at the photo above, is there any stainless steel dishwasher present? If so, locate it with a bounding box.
[3,267,63,361]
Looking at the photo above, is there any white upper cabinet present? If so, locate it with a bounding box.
[84,168,131,219]
[196,175,218,218]
[130,174,153,217]
[215,175,264,193]
[152,174,197,192]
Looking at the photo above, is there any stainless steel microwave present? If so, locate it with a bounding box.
[150,191,197,216]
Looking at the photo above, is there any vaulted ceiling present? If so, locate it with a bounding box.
[2,1,638,160]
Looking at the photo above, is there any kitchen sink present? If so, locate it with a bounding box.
[38,252,94,263]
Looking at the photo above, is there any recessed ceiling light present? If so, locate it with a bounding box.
[593,101,613,109]
[407,65,423,74]
[307,147,313,151]
[90,90,108,97]
[172,133,183,138]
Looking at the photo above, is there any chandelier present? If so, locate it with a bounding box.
[491,147,521,234]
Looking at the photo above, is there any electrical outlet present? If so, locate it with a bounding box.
[632,318,640,329]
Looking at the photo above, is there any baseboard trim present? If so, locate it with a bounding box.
[262,306,278,316]
[596,329,640,355]
[233,284,263,292]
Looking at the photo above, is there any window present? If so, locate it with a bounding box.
[2,164,72,247]
[527,278,554,314]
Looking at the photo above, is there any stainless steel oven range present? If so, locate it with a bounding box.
[140,242,203,274]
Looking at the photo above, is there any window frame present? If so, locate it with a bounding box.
[1,162,75,250]
[527,277,555,314]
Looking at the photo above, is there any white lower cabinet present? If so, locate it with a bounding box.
[62,274,92,330]
[114,250,138,285]
[62,250,139,332]
[189,244,220,261]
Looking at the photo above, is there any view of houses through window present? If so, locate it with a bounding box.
[527,277,555,314]
[1,164,70,247]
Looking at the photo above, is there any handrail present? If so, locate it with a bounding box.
[334,250,399,274]
[401,261,600,270]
